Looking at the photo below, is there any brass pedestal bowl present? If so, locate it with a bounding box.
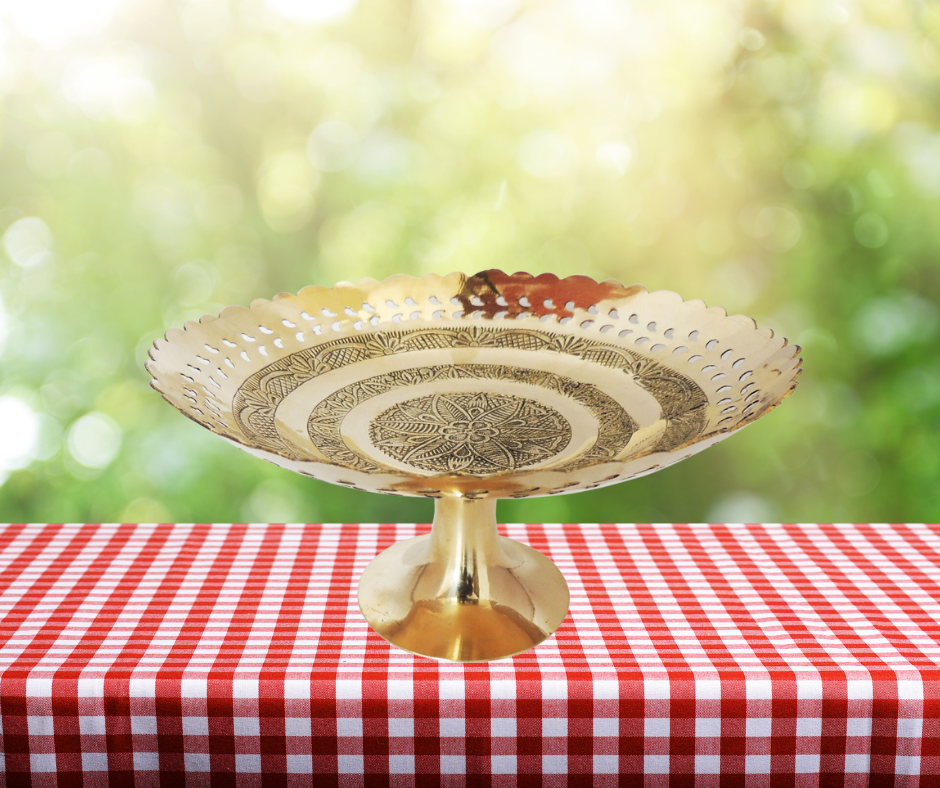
[146,270,801,662]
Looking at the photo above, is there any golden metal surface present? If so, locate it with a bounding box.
[359,498,569,662]
[146,270,802,662]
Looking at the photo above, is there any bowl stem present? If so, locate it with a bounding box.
[358,496,570,662]
[427,497,506,603]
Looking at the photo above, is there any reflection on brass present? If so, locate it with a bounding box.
[382,600,549,664]
[361,498,568,662]
[146,270,802,662]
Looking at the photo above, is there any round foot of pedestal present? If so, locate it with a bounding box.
[357,500,569,662]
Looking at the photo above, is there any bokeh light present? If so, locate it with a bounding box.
[67,412,123,470]
[0,396,39,477]
[0,0,938,523]
[3,218,54,268]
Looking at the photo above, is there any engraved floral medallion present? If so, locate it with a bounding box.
[370,392,571,475]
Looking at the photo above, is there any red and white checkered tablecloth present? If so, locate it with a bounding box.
[0,523,938,786]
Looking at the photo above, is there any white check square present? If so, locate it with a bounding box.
[30,754,57,773]
[645,717,669,737]
[795,754,820,773]
[133,752,159,770]
[846,717,872,737]
[79,716,107,736]
[389,717,414,737]
[492,755,517,774]
[81,753,109,771]
[338,754,364,773]
[491,718,516,737]
[235,754,261,772]
[234,717,260,737]
[746,717,771,738]
[543,718,567,737]
[337,717,363,737]
[696,717,721,737]
[287,754,313,773]
[131,716,157,735]
[441,755,465,774]
[594,717,618,737]
[796,717,821,737]
[440,717,465,737]
[746,754,770,773]
[696,755,720,774]
[184,753,210,772]
[182,717,208,736]
[845,754,870,772]
[28,716,54,736]
[285,718,311,737]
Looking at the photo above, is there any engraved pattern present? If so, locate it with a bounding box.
[149,270,801,501]
[232,326,707,465]
[370,392,570,475]
[306,364,635,474]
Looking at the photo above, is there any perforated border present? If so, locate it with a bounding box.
[147,270,802,494]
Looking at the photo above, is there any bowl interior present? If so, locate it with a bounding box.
[147,270,801,499]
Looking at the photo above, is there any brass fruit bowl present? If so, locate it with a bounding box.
[146,270,801,662]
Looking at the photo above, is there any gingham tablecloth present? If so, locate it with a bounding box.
[0,523,938,785]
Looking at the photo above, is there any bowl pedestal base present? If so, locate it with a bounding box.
[358,498,570,662]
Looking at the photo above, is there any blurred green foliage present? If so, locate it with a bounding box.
[0,0,938,524]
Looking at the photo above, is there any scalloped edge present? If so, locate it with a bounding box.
[148,269,800,355]
[144,268,803,490]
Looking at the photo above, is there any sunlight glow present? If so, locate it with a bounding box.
[0,397,39,473]
[264,0,358,25]
[3,0,126,48]
[62,55,155,124]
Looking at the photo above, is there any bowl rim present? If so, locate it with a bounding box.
[144,268,803,490]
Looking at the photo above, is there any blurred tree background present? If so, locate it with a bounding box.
[0,0,938,525]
